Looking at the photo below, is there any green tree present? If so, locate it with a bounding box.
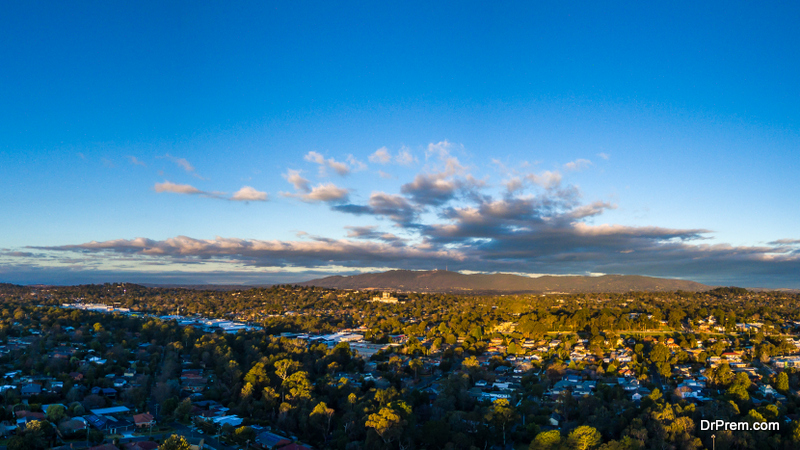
[274,359,301,401]
[530,430,562,450]
[274,359,300,382]
[283,371,312,402]
[486,399,518,448]
[776,372,789,392]
[310,401,335,437]
[792,421,800,443]
[409,358,423,381]
[174,398,193,422]
[734,372,751,390]
[87,429,105,445]
[568,425,602,450]
[648,388,662,403]
[45,404,67,423]
[365,406,406,444]
[232,426,256,446]
[161,434,192,450]
[10,420,49,450]
[727,384,749,403]
[240,382,255,400]
[243,362,270,387]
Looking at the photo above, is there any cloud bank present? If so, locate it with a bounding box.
[6,141,800,288]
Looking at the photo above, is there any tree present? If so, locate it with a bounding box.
[244,362,270,387]
[310,401,335,437]
[568,425,602,450]
[6,436,27,450]
[792,420,800,443]
[530,430,562,450]
[233,426,256,446]
[734,371,751,390]
[409,358,423,381]
[648,388,662,403]
[45,404,67,423]
[174,398,193,422]
[161,434,192,450]
[10,420,49,450]
[486,399,518,448]
[274,359,301,401]
[240,382,254,400]
[366,406,406,444]
[87,429,105,445]
[82,394,107,410]
[262,386,279,409]
[375,387,398,407]
[727,384,749,403]
[776,372,789,392]
[274,359,300,382]
[283,371,312,402]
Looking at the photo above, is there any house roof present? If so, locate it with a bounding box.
[15,410,45,419]
[278,444,312,450]
[60,418,88,431]
[256,431,291,448]
[89,444,119,450]
[133,413,154,425]
[123,441,158,450]
[85,415,107,429]
[91,406,130,415]
[21,383,41,393]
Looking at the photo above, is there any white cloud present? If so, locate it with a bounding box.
[347,154,367,172]
[505,177,523,193]
[281,174,350,203]
[395,147,415,165]
[425,140,465,176]
[303,183,349,202]
[369,146,416,166]
[283,167,348,203]
[155,181,266,202]
[597,152,610,160]
[161,154,204,179]
[154,181,203,195]
[425,140,455,160]
[304,151,325,165]
[526,170,562,189]
[283,169,311,192]
[127,156,146,167]
[230,186,268,202]
[369,147,392,164]
[304,151,350,176]
[564,158,593,171]
[327,159,350,176]
[164,154,194,172]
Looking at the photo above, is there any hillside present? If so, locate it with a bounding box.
[298,270,712,294]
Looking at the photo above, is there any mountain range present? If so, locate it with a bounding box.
[297,270,712,294]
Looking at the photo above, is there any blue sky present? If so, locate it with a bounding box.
[2,2,799,287]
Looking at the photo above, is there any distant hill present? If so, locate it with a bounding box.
[297,270,712,294]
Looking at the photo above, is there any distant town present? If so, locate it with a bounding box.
[0,283,799,450]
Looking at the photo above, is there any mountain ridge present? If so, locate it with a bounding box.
[297,270,712,294]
